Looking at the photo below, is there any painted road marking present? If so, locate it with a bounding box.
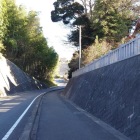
[2,93,44,140]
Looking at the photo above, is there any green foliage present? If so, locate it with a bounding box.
[0,0,7,53]
[68,52,79,78]
[52,0,139,50]
[0,0,8,41]
[92,0,134,42]
[68,37,113,78]
[0,41,5,52]
[68,15,95,49]
[82,37,112,65]
[0,0,59,82]
[67,0,140,78]
[51,0,84,24]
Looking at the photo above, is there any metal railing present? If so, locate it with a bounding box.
[72,35,140,77]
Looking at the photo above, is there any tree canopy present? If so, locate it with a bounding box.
[51,0,140,78]
[0,0,59,82]
[92,0,136,43]
[51,0,140,49]
[51,0,84,24]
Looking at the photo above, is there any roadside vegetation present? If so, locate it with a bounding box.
[51,0,140,78]
[0,0,59,84]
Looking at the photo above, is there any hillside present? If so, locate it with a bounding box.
[0,54,47,97]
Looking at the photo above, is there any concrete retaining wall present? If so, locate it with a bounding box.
[63,55,140,140]
[0,55,47,96]
[73,35,140,77]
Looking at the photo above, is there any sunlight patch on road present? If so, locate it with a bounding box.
[0,107,13,113]
[0,98,20,113]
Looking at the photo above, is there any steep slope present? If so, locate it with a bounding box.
[0,54,47,97]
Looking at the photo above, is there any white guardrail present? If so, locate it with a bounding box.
[72,35,140,77]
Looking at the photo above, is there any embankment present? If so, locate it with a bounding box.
[0,55,47,96]
[63,55,140,140]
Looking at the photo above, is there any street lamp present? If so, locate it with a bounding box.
[79,25,82,69]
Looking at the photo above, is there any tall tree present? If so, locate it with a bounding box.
[68,15,95,48]
[0,0,59,82]
[0,0,8,52]
[51,0,84,24]
[51,0,96,48]
[0,0,8,41]
[80,0,95,19]
[68,0,140,78]
[92,0,139,43]
[3,0,28,59]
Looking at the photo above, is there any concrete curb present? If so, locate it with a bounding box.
[19,87,64,140]
[60,95,131,140]
[30,88,64,140]
[30,95,43,140]
[19,95,43,140]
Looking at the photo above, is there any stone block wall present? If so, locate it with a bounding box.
[63,55,140,140]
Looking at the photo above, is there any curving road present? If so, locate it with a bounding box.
[54,78,68,87]
[0,87,130,140]
[35,90,130,140]
[0,89,47,140]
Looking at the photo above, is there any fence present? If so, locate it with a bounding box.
[72,35,140,77]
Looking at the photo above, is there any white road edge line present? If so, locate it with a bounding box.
[2,93,44,140]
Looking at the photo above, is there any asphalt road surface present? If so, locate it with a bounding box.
[36,91,130,140]
[0,89,47,140]
[54,78,67,87]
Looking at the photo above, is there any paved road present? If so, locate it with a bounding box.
[0,89,47,140]
[54,78,67,86]
[36,91,130,140]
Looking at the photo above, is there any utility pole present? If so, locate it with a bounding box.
[79,25,82,69]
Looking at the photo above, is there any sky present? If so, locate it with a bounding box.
[16,0,76,60]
